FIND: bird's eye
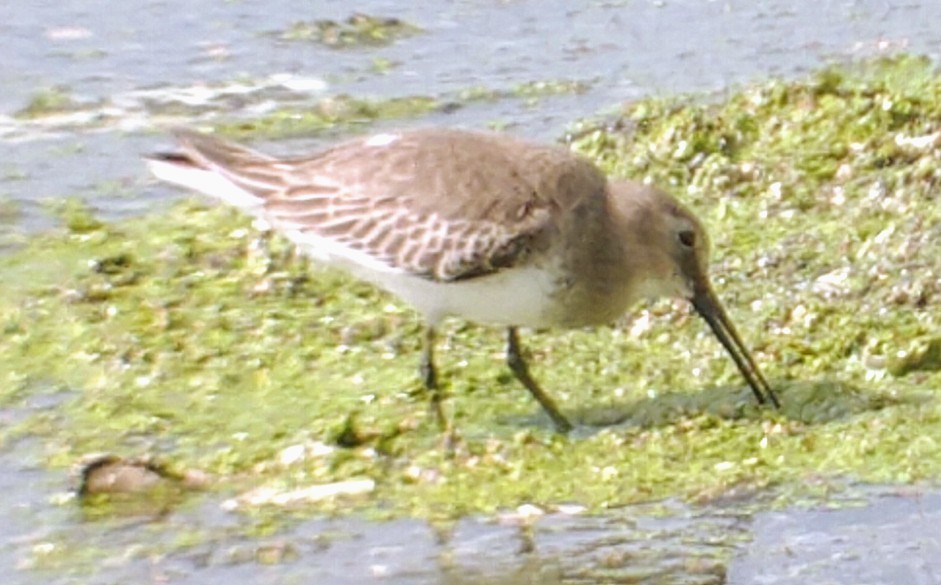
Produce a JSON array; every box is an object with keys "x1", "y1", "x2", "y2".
[{"x1": 678, "y1": 229, "x2": 696, "y2": 248}]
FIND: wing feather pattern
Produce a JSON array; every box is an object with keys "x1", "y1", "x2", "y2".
[{"x1": 155, "y1": 129, "x2": 608, "y2": 281}]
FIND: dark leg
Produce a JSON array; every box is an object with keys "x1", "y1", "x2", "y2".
[
  {"x1": 419, "y1": 325, "x2": 449, "y2": 431},
  {"x1": 505, "y1": 327, "x2": 573, "y2": 433}
]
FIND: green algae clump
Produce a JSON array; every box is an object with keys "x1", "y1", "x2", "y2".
[{"x1": 276, "y1": 13, "x2": 422, "y2": 48}]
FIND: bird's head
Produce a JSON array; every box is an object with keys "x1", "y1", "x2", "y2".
[{"x1": 611, "y1": 182, "x2": 780, "y2": 408}]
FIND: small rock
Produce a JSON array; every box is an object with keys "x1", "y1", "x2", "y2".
[
  {"x1": 223, "y1": 478, "x2": 375, "y2": 510},
  {"x1": 73, "y1": 453, "x2": 210, "y2": 497}
]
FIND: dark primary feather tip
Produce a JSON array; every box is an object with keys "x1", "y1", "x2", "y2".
[{"x1": 146, "y1": 152, "x2": 195, "y2": 165}]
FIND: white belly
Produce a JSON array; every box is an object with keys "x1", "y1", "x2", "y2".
[{"x1": 368, "y1": 264, "x2": 561, "y2": 327}]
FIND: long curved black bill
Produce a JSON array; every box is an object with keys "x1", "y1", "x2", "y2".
[{"x1": 691, "y1": 285, "x2": 780, "y2": 409}]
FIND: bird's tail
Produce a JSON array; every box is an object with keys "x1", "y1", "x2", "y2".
[{"x1": 145, "y1": 129, "x2": 283, "y2": 210}]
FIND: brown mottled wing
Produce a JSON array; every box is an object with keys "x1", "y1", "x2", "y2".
[{"x1": 171, "y1": 128, "x2": 608, "y2": 281}]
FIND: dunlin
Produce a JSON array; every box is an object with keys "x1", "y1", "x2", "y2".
[{"x1": 147, "y1": 128, "x2": 779, "y2": 433}]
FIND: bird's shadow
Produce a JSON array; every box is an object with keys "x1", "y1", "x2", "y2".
[{"x1": 500, "y1": 379, "x2": 920, "y2": 436}]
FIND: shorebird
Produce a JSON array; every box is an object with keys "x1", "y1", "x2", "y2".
[{"x1": 146, "y1": 128, "x2": 780, "y2": 433}]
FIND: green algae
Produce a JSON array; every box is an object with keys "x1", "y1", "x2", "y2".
[
  {"x1": 4, "y1": 55, "x2": 941, "y2": 522},
  {"x1": 890, "y1": 337, "x2": 941, "y2": 376},
  {"x1": 214, "y1": 80, "x2": 593, "y2": 140},
  {"x1": 274, "y1": 13, "x2": 422, "y2": 48},
  {"x1": 454, "y1": 80, "x2": 592, "y2": 103},
  {"x1": 15, "y1": 87, "x2": 82, "y2": 119},
  {"x1": 0, "y1": 197, "x2": 23, "y2": 251},
  {"x1": 5, "y1": 72, "x2": 588, "y2": 141},
  {"x1": 215, "y1": 94, "x2": 440, "y2": 139}
]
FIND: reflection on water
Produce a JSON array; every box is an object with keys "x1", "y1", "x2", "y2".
[{"x1": 7, "y1": 454, "x2": 940, "y2": 585}]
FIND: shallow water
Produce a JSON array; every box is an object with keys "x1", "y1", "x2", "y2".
[
  {"x1": 7, "y1": 434, "x2": 938, "y2": 585},
  {"x1": 4, "y1": 0, "x2": 941, "y2": 583},
  {"x1": 731, "y1": 488, "x2": 941, "y2": 585}
]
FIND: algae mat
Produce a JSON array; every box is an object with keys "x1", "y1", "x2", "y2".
[{"x1": 2, "y1": 56, "x2": 940, "y2": 519}]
